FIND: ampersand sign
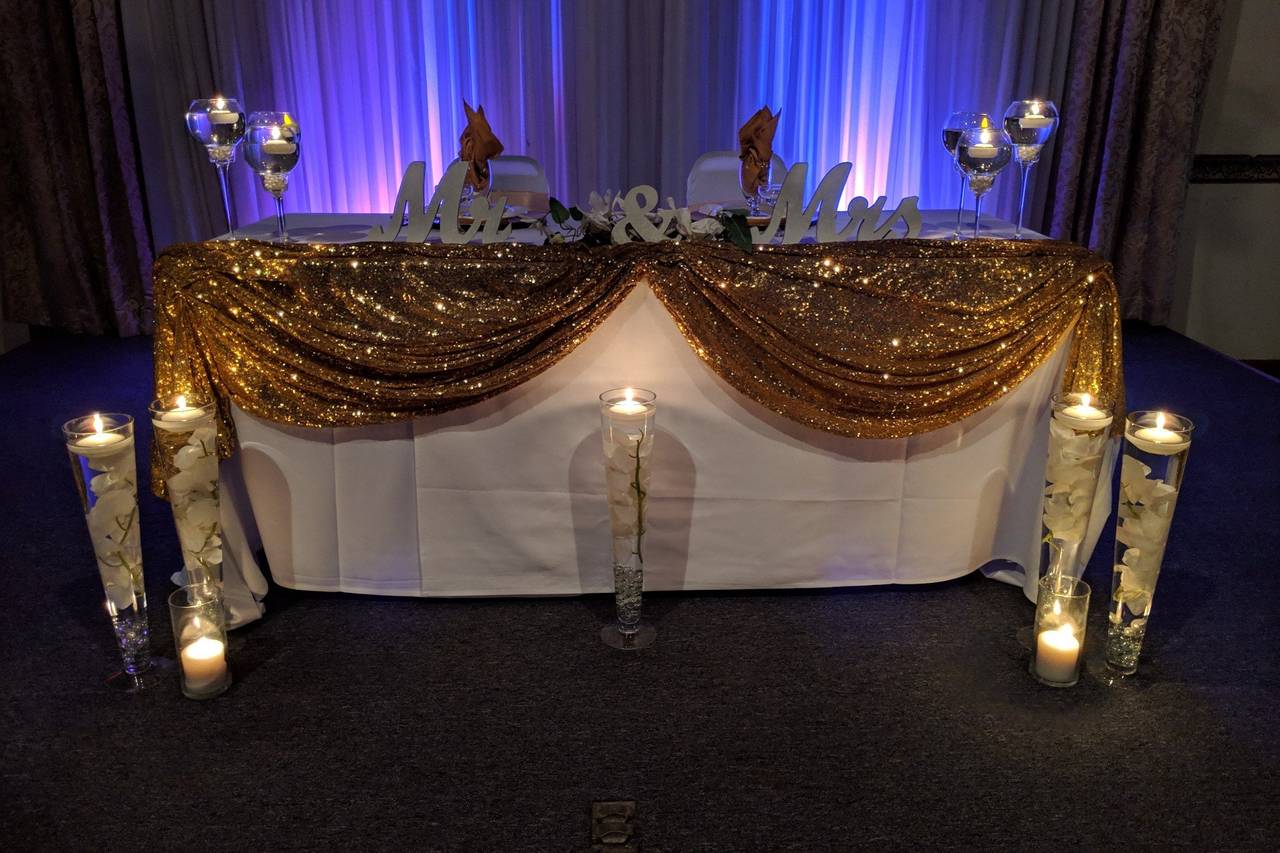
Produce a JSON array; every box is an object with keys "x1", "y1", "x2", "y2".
[{"x1": 611, "y1": 186, "x2": 674, "y2": 244}]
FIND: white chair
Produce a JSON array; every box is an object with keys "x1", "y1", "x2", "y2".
[
  {"x1": 489, "y1": 155, "x2": 550, "y2": 195},
  {"x1": 686, "y1": 149, "x2": 787, "y2": 209}
]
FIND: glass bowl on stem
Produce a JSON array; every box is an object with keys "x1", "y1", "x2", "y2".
[
  {"x1": 243, "y1": 111, "x2": 302, "y2": 241},
  {"x1": 1002, "y1": 100, "x2": 1059, "y2": 239},
  {"x1": 954, "y1": 123, "x2": 1013, "y2": 239},
  {"x1": 185, "y1": 97, "x2": 246, "y2": 236},
  {"x1": 942, "y1": 112, "x2": 992, "y2": 238}
]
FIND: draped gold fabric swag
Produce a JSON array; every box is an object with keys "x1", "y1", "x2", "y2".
[{"x1": 152, "y1": 238, "x2": 1123, "y2": 486}]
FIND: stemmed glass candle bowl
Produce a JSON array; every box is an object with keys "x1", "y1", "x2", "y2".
[
  {"x1": 185, "y1": 97, "x2": 246, "y2": 236},
  {"x1": 243, "y1": 111, "x2": 302, "y2": 240}
]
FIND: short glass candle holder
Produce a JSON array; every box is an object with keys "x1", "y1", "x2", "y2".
[
  {"x1": 599, "y1": 387, "x2": 657, "y2": 651},
  {"x1": 1030, "y1": 576, "x2": 1090, "y2": 687},
  {"x1": 150, "y1": 395, "x2": 222, "y2": 588},
  {"x1": 63, "y1": 412, "x2": 153, "y2": 685},
  {"x1": 1037, "y1": 392, "x2": 1113, "y2": 583},
  {"x1": 169, "y1": 582, "x2": 231, "y2": 700},
  {"x1": 1106, "y1": 411, "x2": 1193, "y2": 676}
]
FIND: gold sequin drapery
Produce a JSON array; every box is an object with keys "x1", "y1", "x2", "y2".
[{"x1": 152, "y1": 238, "x2": 1122, "y2": 488}]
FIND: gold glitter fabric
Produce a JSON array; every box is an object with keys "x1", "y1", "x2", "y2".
[{"x1": 152, "y1": 237, "x2": 1122, "y2": 489}]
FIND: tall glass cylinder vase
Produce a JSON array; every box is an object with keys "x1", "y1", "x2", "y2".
[
  {"x1": 599, "y1": 388, "x2": 657, "y2": 650},
  {"x1": 63, "y1": 413, "x2": 153, "y2": 685},
  {"x1": 1106, "y1": 411, "x2": 1193, "y2": 676},
  {"x1": 150, "y1": 396, "x2": 222, "y2": 588},
  {"x1": 1038, "y1": 393, "x2": 1114, "y2": 583}
]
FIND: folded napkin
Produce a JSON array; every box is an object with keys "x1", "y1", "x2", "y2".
[
  {"x1": 738, "y1": 106, "x2": 781, "y2": 195},
  {"x1": 459, "y1": 102, "x2": 504, "y2": 191}
]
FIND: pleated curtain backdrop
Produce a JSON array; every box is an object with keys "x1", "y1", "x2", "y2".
[
  {"x1": 117, "y1": 0, "x2": 1223, "y2": 323},
  {"x1": 122, "y1": 0, "x2": 1073, "y2": 248}
]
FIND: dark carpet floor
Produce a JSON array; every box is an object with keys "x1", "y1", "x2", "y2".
[{"x1": 2, "y1": 323, "x2": 1278, "y2": 851}]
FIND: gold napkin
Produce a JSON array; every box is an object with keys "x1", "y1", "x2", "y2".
[
  {"x1": 459, "y1": 102, "x2": 504, "y2": 191},
  {"x1": 738, "y1": 106, "x2": 781, "y2": 195}
]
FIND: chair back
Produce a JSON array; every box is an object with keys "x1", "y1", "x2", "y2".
[{"x1": 490, "y1": 155, "x2": 550, "y2": 195}]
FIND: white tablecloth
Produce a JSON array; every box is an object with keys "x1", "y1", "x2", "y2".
[{"x1": 215, "y1": 211, "x2": 1113, "y2": 627}]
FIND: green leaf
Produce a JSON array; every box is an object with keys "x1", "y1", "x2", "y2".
[
  {"x1": 549, "y1": 197, "x2": 571, "y2": 225},
  {"x1": 722, "y1": 212, "x2": 754, "y2": 253},
  {"x1": 568, "y1": 206, "x2": 584, "y2": 221}
]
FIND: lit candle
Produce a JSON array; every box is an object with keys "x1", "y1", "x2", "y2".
[
  {"x1": 69, "y1": 413, "x2": 127, "y2": 458},
  {"x1": 609, "y1": 388, "x2": 649, "y2": 416},
  {"x1": 261, "y1": 125, "x2": 297, "y2": 155},
  {"x1": 1056, "y1": 392, "x2": 1112, "y2": 432},
  {"x1": 1020, "y1": 102, "x2": 1054, "y2": 130},
  {"x1": 968, "y1": 129, "x2": 998, "y2": 159},
  {"x1": 180, "y1": 635, "x2": 228, "y2": 693},
  {"x1": 1129, "y1": 411, "x2": 1190, "y2": 455},
  {"x1": 209, "y1": 97, "x2": 238, "y2": 125},
  {"x1": 154, "y1": 394, "x2": 213, "y2": 433},
  {"x1": 1035, "y1": 623, "x2": 1081, "y2": 683}
]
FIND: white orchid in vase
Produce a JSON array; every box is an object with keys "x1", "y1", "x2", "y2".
[{"x1": 165, "y1": 424, "x2": 223, "y2": 584}]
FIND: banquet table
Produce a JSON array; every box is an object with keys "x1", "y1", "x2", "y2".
[{"x1": 183, "y1": 211, "x2": 1117, "y2": 627}]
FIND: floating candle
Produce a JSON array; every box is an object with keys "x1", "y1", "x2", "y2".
[
  {"x1": 1056, "y1": 393, "x2": 1112, "y2": 432},
  {"x1": 69, "y1": 413, "x2": 127, "y2": 458},
  {"x1": 1129, "y1": 411, "x2": 1190, "y2": 455}
]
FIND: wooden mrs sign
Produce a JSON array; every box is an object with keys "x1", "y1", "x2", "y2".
[{"x1": 371, "y1": 160, "x2": 921, "y2": 245}]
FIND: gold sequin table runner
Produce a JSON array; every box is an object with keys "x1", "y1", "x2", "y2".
[{"x1": 152, "y1": 238, "x2": 1122, "y2": 486}]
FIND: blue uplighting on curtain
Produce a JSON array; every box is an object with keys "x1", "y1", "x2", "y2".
[{"x1": 141, "y1": 0, "x2": 1064, "y2": 238}]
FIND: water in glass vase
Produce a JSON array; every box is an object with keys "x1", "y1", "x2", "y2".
[{"x1": 942, "y1": 128, "x2": 962, "y2": 155}]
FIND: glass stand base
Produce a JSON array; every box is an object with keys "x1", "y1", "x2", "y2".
[
  {"x1": 105, "y1": 656, "x2": 174, "y2": 692},
  {"x1": 601, "y1": 623, "x2": 656, "y2": 651}
]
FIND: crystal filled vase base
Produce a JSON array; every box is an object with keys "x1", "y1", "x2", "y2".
[
  {"x1": 104, "y1": 656, "x2": 174, "y2": 692},
  {"x1": 601, "y1": 623, "x2": 656, "y2": 651}
]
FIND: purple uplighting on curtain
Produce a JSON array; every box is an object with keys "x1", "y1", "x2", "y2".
[{"x1": 126, "y1": 0, "x2": 1076, "y2": 240}]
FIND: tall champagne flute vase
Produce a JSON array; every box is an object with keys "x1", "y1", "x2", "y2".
[
  {"x1": 185, "y1": 97, "x2": 246, "y2": 237},
  {"x1": 63, "y1": 414, "x2": 155, "y2": 689},
  {"x1": 955, "y1": 124, "x2": 1012, "y2": 239},
  {"x1": 244, "y1": 111, "x2": 302, "y2": 241},
  {"x1": 1106, "y1": 411, "x2": 1193, "y2": 677},
  {"x1": 1002, "y1": 100, "x2": 1058, "y2": 239},
  {"x1": 1038, "y1": 393, "x2": 1114, "y2": 582},
  {"x1": 599, "y1": 388, "x2": 658, "y2": 650},
  {"x1": 150, "y1": 396, "x2": 222, "y2": 588},
  {"x1": 942, "y1": 112, "x2": 991, "y2": 238}
]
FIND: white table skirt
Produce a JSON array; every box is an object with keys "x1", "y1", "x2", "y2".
[{"x1": 215, "y1": 265, "x2": 1114, "y2": 628}]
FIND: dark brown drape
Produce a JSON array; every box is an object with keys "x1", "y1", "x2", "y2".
[
  {"x1": 0, "y1": 0, "x2": 153, "y2": 335},
  {"x1": 1046, "y1": 0, "x2": 1226, "y2": 323}
]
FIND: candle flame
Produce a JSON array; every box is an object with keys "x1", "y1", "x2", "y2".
[
  {"x1": 1079, "y1": 392, "x2": 1091, "y2": 407},
  {"x1": 1052, "y1": 600, "x2": 1062, "y2": 616},
  {"x1": 979, "y1": 115, "x2": 990, "y2": 129},
  {"x1": 979, "y1": 129, "x2": 991, "y2": 144},
  {"x1": 213, "y1": 96, "x2": 226, "y2": 111},
  {"x1": 92, "y1": 413, "x2": 104, "y2": 434},
  {"x1": 270, "y1": 125, "x2": 282, "y2": 140},
  {"x1": 1155, "y1": 411, "x2": 1166, "y2": 430},
  {"x1": 176, "y1": 394, "x2": 188, "y2": 409},
  {"x1": 624, "y1": 387, "x2": 635, "y2": 403},
  {"x1": 1030, "y1": 101, "x2": 1041, "y2": 116},
  {"x1": 1053, "y1": 623, "x2": 1075, "y2": 639}
]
